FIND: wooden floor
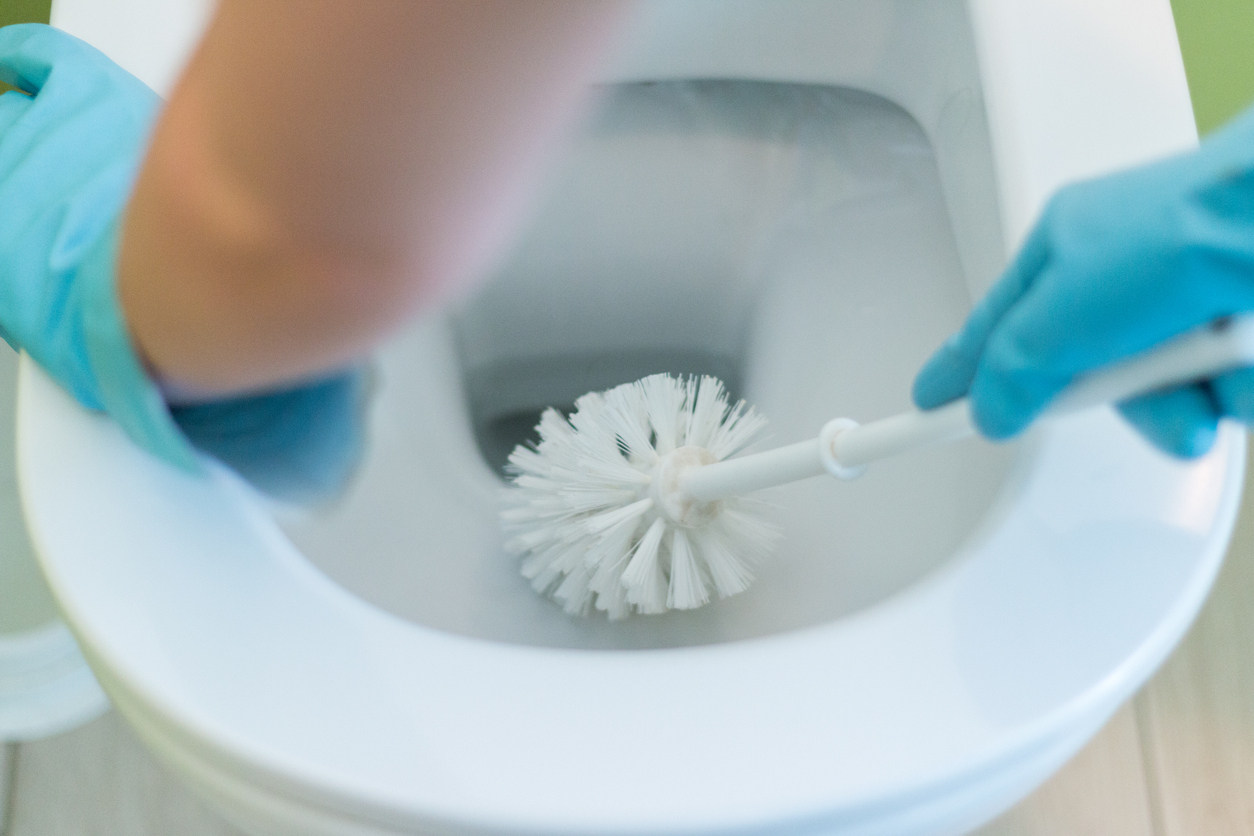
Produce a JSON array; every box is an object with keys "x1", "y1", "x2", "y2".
[{"x1": 5, "y1": 449, "x2": 1254, "y2": 835}]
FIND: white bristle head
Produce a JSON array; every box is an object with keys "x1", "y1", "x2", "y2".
[{"x1": 501, "y1": 374, "x2": 778, "y2": 618}]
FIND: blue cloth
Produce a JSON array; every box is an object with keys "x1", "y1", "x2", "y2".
[
  {"x1": 0, "y1": 24, "x2": 366, "y2": 500},
  {"x1": 914, "y1": 104, "x2": 1254, "y2": 457}
]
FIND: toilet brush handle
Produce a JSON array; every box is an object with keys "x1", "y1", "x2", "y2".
[
  {"x1": 831, "y1": 314, "x2": 1254, "y2": 471},
  {"x1": 679, "y1": 316, "x2": 1254, "y2": 502},
  {"x1": 1044, "y1": 315, "x2": 1254, "y2": 415}
]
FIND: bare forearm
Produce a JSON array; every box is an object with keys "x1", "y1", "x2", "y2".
[{"x1": 120, "y1": 0, "x2": 628, "y2": 396}]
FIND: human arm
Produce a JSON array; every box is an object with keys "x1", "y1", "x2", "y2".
[
  {"x1": 0, "y1": 23, "x2": 368, "y2": 496},
  {"x1": 0, "y1": 5, "x2": 627, "y2": 498},
  {"x1": 120, "y1": 0, "x2": 630, "y2": 398}
]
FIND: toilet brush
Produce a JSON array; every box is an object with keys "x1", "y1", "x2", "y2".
[{"x1": 502, "y1": 316, "x2": 1254, "y2": 619}]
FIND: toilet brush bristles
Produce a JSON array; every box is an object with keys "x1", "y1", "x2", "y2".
[{"x1": 502, "y1": 374, "x2": 779, "y2": 619}]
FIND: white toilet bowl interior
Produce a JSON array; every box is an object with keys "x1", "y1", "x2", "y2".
[{"x1": 279, "y1": 79, "x2": 1017, "y2": 650}]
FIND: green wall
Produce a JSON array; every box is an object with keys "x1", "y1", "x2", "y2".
[
  {"x1": 0, "y1": 0, "x2": 50, "y2": 28},
  {"x1": 1172, "y1": 0, "x2": 1254, "y2": 134},
  {"x1": 0, "y1": 0, "x2": 50, "y2": 94}
]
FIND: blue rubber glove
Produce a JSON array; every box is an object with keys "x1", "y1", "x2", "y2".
[
  {"x1": 913, "y1": 103, "x2": 1254, "y2": 458},
  {"x1": 169, "y1": 371, "x2": 371, "y2": 501},
  {"x1": 0, "y1": 24, "x2": 367, "y2": 501}
]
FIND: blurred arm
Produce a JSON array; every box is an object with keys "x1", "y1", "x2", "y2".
[{"x1": 120, "y1": 0, "x2": 628, "y2": 397}]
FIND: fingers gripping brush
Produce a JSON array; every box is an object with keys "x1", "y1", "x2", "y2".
[{"x1": 503, "y1": 316, "x2": 1254, "y2": 619}]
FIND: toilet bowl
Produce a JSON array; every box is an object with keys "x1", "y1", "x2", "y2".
[{"x1": 22, "y1": 1, "x2": 1242, "y2": 834}]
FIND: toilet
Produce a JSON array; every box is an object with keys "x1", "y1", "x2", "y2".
[{"x1": 20, "y1": 1, "x2": 1242, "y2": 834}]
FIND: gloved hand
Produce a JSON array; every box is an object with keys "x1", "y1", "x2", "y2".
[
  {"x1": 0, "y1": 23, "x2": 367, "y2": 501},
  {"x1": 913, "y1": 103, "x2": 1254, "y2": 458}
]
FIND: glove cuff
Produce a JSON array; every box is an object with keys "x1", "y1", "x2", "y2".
[{"x1": 78, "y1": 222, "x2": 201, "y2": 472}]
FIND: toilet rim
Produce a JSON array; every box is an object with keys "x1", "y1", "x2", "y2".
[{"x1": 16, "y1": 357, "x2": 1243, "y2": 833}]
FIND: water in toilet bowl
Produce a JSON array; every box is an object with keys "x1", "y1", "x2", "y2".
[{"x1": 278, "y1": 79, "x2": 1017, "y2": 649}]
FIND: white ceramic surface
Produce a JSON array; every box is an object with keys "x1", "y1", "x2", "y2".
[{"x1": 26, "y1": 0, "x2": 1238, "y2": 834}]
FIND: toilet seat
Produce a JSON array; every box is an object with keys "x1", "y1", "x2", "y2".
[{"x1": 18, "y1": 358, "x2": 1242, "y2": 834}]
